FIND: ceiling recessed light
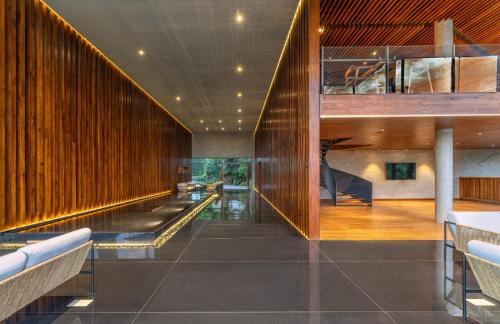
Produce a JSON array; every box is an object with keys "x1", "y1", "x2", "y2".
[
  {"x1": 175, "y1": 96, "x2": 181, "y2": 102},
  {"x1": 138, "y1": 49, "x2": 145, "y2": 56},
  {"x1": 237, "y1": 92, "x2": 242, "y2": 98},
  {"x1": 372, "y1": 51, "x2": 377, "y2": 56},
  {"x1": 200, "y1": 120, "x2": 204, "y2": 123},
  {"x1": 218, "y1": 120, "x2": 222, "y2": 123},
  {"x1": 237, "y1": 108, "x2": 242, "y2": 113},
  {"x1": 236, "y1": 65, "x2": 244, "y2": 73},
  {"x1": 235, "y1": 11, "x2": 244, "y2": 23},
  {"x1": 237, "y1": 119, "x2": 242, "y2": 124}
]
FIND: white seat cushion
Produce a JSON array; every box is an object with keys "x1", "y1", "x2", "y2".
[
  {"x1": 0, "y1": 251, "x2": 27, "y2": 282},
  {"x1": 18, "y1": 228, "x2": 91, "y2": 269},
  {"x1": 447, "y1": 211, "x2": 500, "y2": 233},
  {"x1": 468, "y1": 240, "x2": 500, "y2": 264}
]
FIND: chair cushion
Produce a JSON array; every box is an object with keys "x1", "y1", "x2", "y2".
[
  {"x1": 468, "y1": 240, "x2": 500, "y2": 264},
  {"x1": 0, "y1": 252, "x2": 27, "y2": 282},
  {"x1": 447, "y1": 212, "x2": 500, "y2": 233},
  {"x1": 18, "y1": 228, "x2": 91, "y2": 269}
]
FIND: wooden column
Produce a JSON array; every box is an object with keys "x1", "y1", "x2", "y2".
[
  {"x1": 434, "y1": 19, "x2": 454, "y2": 57},
  {"x1": 307, "y1": 0, "x2": 320, "y2": 240}
]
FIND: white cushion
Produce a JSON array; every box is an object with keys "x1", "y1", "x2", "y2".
[
  {"x1": 468, "y1": 240, "x2": 500, "y2": 264},
  {"x1": 447, "y1": 211, "x2": 500, "y2": 233},
  {"x1": 0, "y1": 252, "x2": 27, "y2": 282},
  {"x1": 18, "y1": 228, "x2": 91, "y2": 269}
]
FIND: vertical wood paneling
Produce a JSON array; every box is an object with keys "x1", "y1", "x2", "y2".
[
  {"x1": 0, "y1": 0, "x2": 6, "y2": 229},
  {"x1": 0, "y1": 0, "x2": 192, "y2": 231},
  {"x1": 254, "y1": 0, "x2": 320, "y2": 239},
  {"x1": 459, "y1": 177, "x2": 500, "y2": 204}
]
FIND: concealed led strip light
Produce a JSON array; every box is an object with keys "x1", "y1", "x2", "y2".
[
  {"x1": 321, "y1": 114, "x2": 500, "y2": 118},
  {"x1": 39, "y1": 0, "x2": 192, "y2": 134},
  {"x1": 0, "y1": 191, "x2": 173, "y2": 234},
  {"x1": 94, "y1": 193, "x2": 219, "y2": 249},
  {"x1": 254, "y1": 188, "x2": 308, "y2": 239},
  {"x1": 253, "y1": 0, "x2": 303, "y2": 135}
]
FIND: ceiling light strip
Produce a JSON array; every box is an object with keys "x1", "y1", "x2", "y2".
[
  {"x1": 253, "y1": 188, "x2": 309, "y2": 240},
  {"x1": 0, "y1": 190, "x2": 172, "y2": 234},
  {"x1": 253, "y1": 0, "x2": 303, "y2": 135},
  {"x1": 320, "y1": 114, "x2": 500, "y2": 118},
  {"x1": 39, "y1": 0, "x2": 192, "y2": 134}
]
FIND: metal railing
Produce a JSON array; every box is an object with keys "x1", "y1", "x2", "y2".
[{"x1": 321, "y1": 45, "x2": 500, "y2": 95}]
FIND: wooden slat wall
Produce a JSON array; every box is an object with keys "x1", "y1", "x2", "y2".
[
  {"x1": 254, "y1": 0, "x2": 320, "y2": 239},
  {"x1": 459, "y1": 177, "x2": 500, "y2": 204},
  {"x1": 0, "y1": 0, "x2": 192, "y2": 231}
]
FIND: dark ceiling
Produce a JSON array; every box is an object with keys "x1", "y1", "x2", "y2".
[{"x1": 44, "y1": 0, "x2": 298, "y2": 133}]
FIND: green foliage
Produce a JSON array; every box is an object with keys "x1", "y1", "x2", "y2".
[{"x1": 192, "y1": 158, "x2": 251, "y2": 185}]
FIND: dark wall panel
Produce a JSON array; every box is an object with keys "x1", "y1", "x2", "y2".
[
  {"x1": 254, "y1": 0, "x2": 320, "y2": 239},
  {"x1": 0, "y1": 0, "x2": 191, "y2": 230}
]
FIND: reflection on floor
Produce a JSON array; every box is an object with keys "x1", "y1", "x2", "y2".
[
  {"x1": 2, "y1": 191, "x2": 497, "y2": 323},
  {"x1": 320, "y1": 199, "x2": 500, "y2": 240}
]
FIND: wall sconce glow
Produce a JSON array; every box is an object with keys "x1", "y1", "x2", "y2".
[
  {"x1": 175, "y1": 96, "x2": 181, "y2": 102},
  {"x1": 205, "y1": 127, "x2": 209, "y2": 131},
  {"x1": 137, "y1": 49, "x2": 145, "y2": 56},
  {"x1": 380, "y1": 128, "x2": 385, "y2": 132},
  {"x1": 492, "y1": 144, "x2": 496, "y2": 147},
  {"x1": 238, "y1": 119, "x2": 242, "y2": 124},
  {"x1": 318, "y1": 27, "x2": 324, "y2": 33},
  {"x1": 200, "y1": 120, "x2": 204, "y2": 123},
  {"x1": 236, "y1": 65, "x2": 244, "y2": 73},
  {"x1": 237, "y1": 92, "x2": 243, "y2": 98},
  {"x1": 235, "y1": 11, "x2": 244, "y2": 23},
  {"x1": 238, "y1": 127, "x2": 242, "y2": 131},
  {"x1": 372, "y1": 51, "x2": 377, "y2": 56},
  {"x1": 237, "y1": 108, "x2": 242, "y2": 113},
  {"x1": 221, "y1": 127, "x2": 225, "y2": 131},
  {"x1": 218, "y1": 120, "x2": 222, "y2": 123}
]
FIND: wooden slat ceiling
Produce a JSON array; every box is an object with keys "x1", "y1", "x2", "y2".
[
  {"x1": 320, "y1": 0, "x2": 500, "y2": 46},
  {"x1": 320, "y1": 116, "x2": 500, "y2": 150}
]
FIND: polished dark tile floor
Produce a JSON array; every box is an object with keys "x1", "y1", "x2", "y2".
[{"x1": 3, "y1": 191, "x2": 488, "y2": 323}]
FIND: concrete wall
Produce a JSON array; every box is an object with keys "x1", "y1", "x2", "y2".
[
  {"x1": 324, "y1": 149, "x2": 500, "y2": 199},
  {"x1": 192, "y1": 133, "x2": 254, "y2": 158}
]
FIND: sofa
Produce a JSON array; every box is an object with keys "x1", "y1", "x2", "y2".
[
  {"x1": 466, "y1": 240, "x2": 500, "y2": 301},
  {"x1": 0, "y1": 228, "x2": 92, "y2": 320},
  {"x1": 446, "y1": 211, "x2": 500, "y2": 251}
]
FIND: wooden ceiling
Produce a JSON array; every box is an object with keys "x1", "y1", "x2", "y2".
[
  {"x1": 320, "y1": 0, "x2": 500, "y2": 46},
  {"x1": 320, "y1": 116, "x2": 500, "y2": 150}
]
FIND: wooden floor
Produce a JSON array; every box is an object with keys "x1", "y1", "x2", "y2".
[{"x1": 320, "y1": 199, "x2": 500, "y2": 240}]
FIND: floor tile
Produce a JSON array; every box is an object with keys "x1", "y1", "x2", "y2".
[
  {"x1": 144, "y1": 261, "x2": 379, "y2": 312},
  {"x1": 337, "y1": 261, "x2": 448, "y2": 311},
  {"x1": 389, "y1": 311, "x2": 477, "y2": 323},
  {"x1": 5, "y1": 312, "x2": 135, "y2": 324},
  {"x1": 84, "y1": 262, "x2": 174, "y2": 312},
  {"x1": 196, "y1": 224, "x2": 300, "y2": 239},
  {"x1": 181, "y1": 237, "x2": 325, "y2": 262},
  {"x1": 135, "y1": 311, "x2": 393, "y2": 324},
  {"x1": 320, "y1": 241, "x2": 444, "y2": 261}
]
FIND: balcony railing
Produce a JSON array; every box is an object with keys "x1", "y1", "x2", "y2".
[{"x1": 321, "y1": 45, "x2": 500, "y2": 95}]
